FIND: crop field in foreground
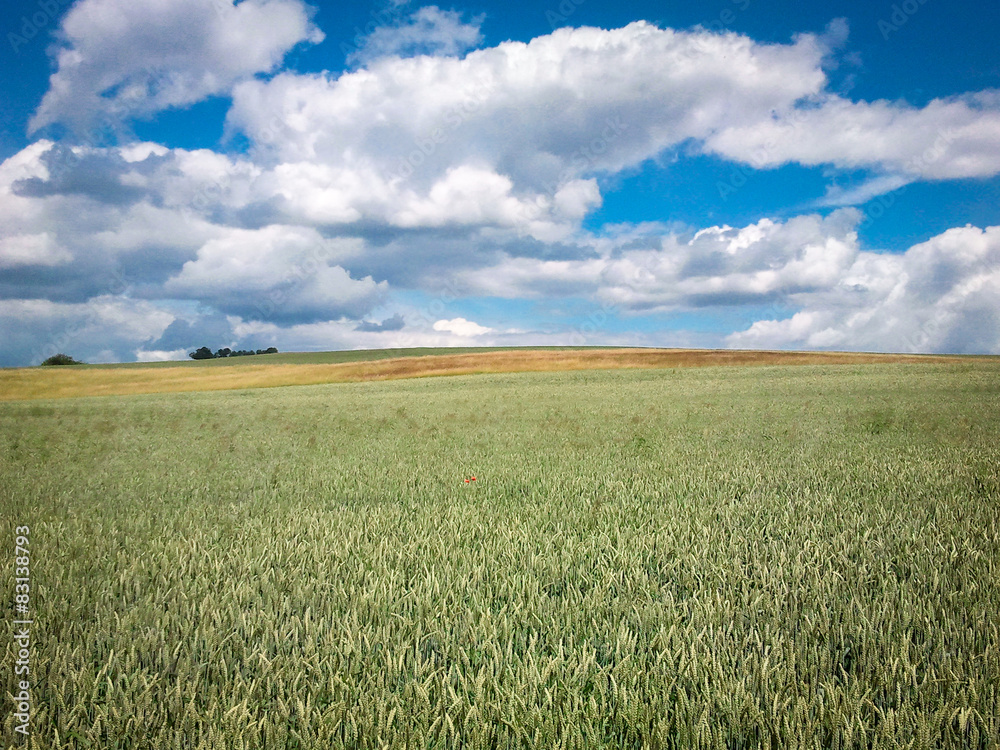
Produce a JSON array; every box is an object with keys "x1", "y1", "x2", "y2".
[{"x1": 1, "y1": 362, "x2": 999, "y2": 748}]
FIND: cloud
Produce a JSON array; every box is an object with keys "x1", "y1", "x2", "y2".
[
  {"x1": 5, "y1": 128, "x2": 996, "y2": 355},
  {"x1": 454, "y1": 211, "x2": 1000, "y2": 353},
  {"x1": 227, "y1": 22, "x2": 828, "y2": 204},
  {"x1": 163, "y1": 225, "x2": 387, "y2": 323},
  {"x1": 815, "y1": 173, "x2": 913, "y2": 208},
  {"x1": 433, "y1": 317, "x2": 494, "y2": 336},
  {"x1": 727, "y1": 224, "x2": 1000, "y2": 354},
  {"x1": 222, "y1": 20, "x2": 1000, "y2": 244},
  {"x1": 0, "y1": 295, "x2": 174, "y2": 366},
  {"x1": 0, "y1": 142, "x2": 226, "y2": 304},
  {"x1": 13, "y1": 145, "x2": 147, "y2": 205},
  {"x1": 0, "y1": 233, "x2": 72, "y2": 269},
  {"x1": 228, "y1": 22, "x2": 1000, "y2": 225},
  {"x1": 0, "y1": 141, "x2": 54, "y2": 244},
  {"x1": 148, "y1": 315, "x2": 236, "y2": 352},
  {"x1": 226, "y1": 314, "x2": 613, "y2": 354},
  {"x1": 30, "y1": 0, "x2": 323, "y2": 133},
  {"x1": 704, "y1": 91, "x2": 1000, "y2": 183},
  {"x1": 216, "y1": 21, "x2": 829, "y2": 238},
  {"x1": 0, "y1": 141, "x2": 398, "y2": 325},
  {"x1": 355, "y1": 313, "x2": 406, "y2": 332},
  {"x1": 135, "y1": 348, "x2": 192, "y2": 362},
  {"x1": 347, "y1": 5, "x2": 484, "y2": 65},
  {"x1": 457, "y1": 210, "x2": 865, "y2": 309}
]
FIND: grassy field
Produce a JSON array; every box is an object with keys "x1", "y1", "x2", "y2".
[
  {"x1": 0, "y1": 346, "x2": 965, "y2": 401},
  {"x1": 2, "y1": 361, "x2": 999, "y2": 748}
]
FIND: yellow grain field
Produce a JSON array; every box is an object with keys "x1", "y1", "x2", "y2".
[{"x1": 0, "y1": 347, "x2": 966, "y2": 401}]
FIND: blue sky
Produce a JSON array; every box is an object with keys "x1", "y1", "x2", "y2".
[{"x1": 1, "y1": 0, "x2": 999, "y2": 365}]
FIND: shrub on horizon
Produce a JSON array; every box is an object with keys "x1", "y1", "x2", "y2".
[{"x1": 40, "y1": 353, "x2": 85, "y2": 366}]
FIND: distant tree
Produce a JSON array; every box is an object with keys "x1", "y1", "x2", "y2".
[
  {"x1": 40, "y1": 353, "x2": 84, "y2": 366},
  {"x1": 189, "y1": 345, "x2": 277, "y2": 359},
  {"x1": 189, "y1": 347, "x2": 214, "y2": 360}
]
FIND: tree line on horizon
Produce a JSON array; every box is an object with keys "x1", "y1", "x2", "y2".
[{"x1": 189, "y1": 346, "x2": 279, "y2": 360}]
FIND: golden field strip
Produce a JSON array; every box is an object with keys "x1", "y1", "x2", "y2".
[{"x1": 0, "y1": 347, "x2": 968, "y2": 401}]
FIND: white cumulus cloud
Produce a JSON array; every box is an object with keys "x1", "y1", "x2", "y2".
[
  {"x1": 728, "y1": 224, "x2": 1000, "y2": 354},
  {"x1": 0, "y1": 233, "x2": 72, "y2": 269},
  {"x1": 30, "y1": 0, "x2": 323, "y2": 133},
  {"x1": 705, "y1": 92, "x2": 1000, "y2": 184},
  {"x1": 433, "y1": 317, "x2": 495, "y2": 336},
  {"x1": 164, "y1": 225, "x2": 386, "y2": 323},
  {"x1": 347, "y1": 5, "x2": 484, "y2": 66}
]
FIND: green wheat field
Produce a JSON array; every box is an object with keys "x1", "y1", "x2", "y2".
[{"x1": 2, "y1": 360, "x2": 999, "y2": 748}]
